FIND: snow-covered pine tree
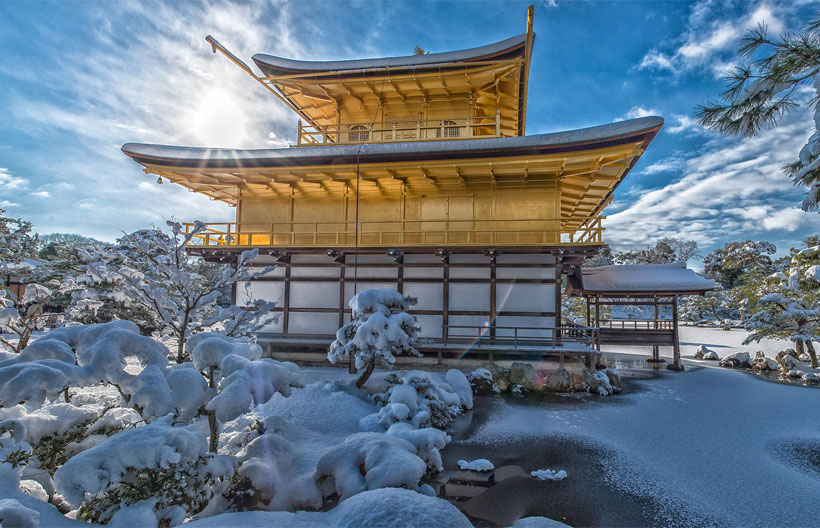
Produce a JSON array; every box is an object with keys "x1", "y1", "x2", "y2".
[
  {"x1": 328, "y1": 288, "x2": 420, "y2": 388},
  {"x1": 696, "y1": 16, "x2": 820, "y2": 210},
  {"x1": 744, "y1": 239, "x2": 820, "y2": 366}
]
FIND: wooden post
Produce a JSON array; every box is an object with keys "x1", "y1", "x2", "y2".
[
  {"x1": 670, "y1": 295, "x2": 683, "y2": 371},
  {"x1": 651, "y1": 297, "x2": 661, "y2": 362},
  {"x1": 586, "y1": 295, "x2": 591, "y2": 326},
  {"x1": 554, "y1": 257, "x2": 562, "y2": 345}
]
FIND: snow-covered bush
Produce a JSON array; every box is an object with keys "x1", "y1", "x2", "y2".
[
  {"x1": 328, "y1": 288, "x2": 420, "y2": 387},
  {"x1": 314, "y1": 432, "x2": 426, "y2": 501},
  {"x1": 467, "y1": 367, "x2": 497, "y2": 394},
  {"x1": 207, "y1": 355, "x2": 300, "y2": 423},
  {"x1": 531, "y1": 468, "x2": 567, "y2": 481},
  {"x1": 371, "y1": 370, "x2": 469, "y2": 430},
  {"x1": 54, "y1": 417, "x2": 235, "y2": 525}
]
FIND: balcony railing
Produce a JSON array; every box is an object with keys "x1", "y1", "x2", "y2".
[
  {"x1": 183, "y1": 216, "x2": 604, "y2": 248},
  {"x1": 296, "y1": 112, "x2": 501, "y2": 146}
]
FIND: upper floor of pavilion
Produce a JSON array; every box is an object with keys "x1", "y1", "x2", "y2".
[{"x1": 205, "y1": 11, "x2": 534, "y2": 147}]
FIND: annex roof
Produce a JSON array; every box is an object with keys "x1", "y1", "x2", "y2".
[{"x1": 576, "y1": 263, "x2": 716, "y2": 296}]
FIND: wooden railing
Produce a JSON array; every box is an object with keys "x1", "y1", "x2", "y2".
[
  {"x1": 442, "y1": 323, "x2": 600, "y2": 349},
  {"x1": 183, "y1": 216, "x2": 605, "y2": 248},
  {"x1": 602, "y1": 319, "x2": 674, "y2": 330},
  {"x1": 296, "y1": 112, "x2": 502, "y2": 146}
]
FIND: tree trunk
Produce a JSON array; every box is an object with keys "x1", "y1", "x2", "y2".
[
  {"x1": 355, "y1": 361, "x2": 376, "y2": 389},
  {"x1": 709, "y1": 298, "x2": 724, "y2": 324},
  {"x1": 207, "y1": 409, "x2": 218, "y2": 453},
  {"x1": 207, "y1": 366, "x2": 218, "y2": 452},
  {"x1": 176, "y1": 337, "x2": 186, "y2": 364},
  {"x1": 806, "y1": 340, "x2": 818, "y2": 369},
  {"x1": 795, "y1": 338, "x2": 805, "y2": 358}
]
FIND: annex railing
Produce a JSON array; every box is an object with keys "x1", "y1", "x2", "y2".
[
  {"x1": 602, "y1": 319, "x2": 674, "y2": 331},
  {"x1": 182, "y1": 216, "x2": 605, "y2": 248},
  {"x1": 295, "y1": 111, "x2": 502, "y2": 146}
]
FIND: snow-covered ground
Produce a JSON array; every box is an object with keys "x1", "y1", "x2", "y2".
[
  {"x1": 603, "y1": 325, "x2": 791, "y2": 359},
  {"x1": 464, "y1": 365, "x2": 820, "y2": 526}
]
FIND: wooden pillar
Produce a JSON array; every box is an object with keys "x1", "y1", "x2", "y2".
[
  {"x1": 586, "y1": 295, "x2": 591, "y2": 326},
  {"x1": 282, "y1": 263, "x2": 291, "y2": 335},
  {"x1": 594, "y1": 295, "x2": 600, "y2": 328},
  {"x1": 670, "y1": 295, "x2": 683, "y2": 371},
  {"x1": 651, "y1": 297, "x2": 661, "y2": 362},
  {"x1": 442, "y1": 253, "x2": 449, "y2": 343},
  {"x1": 554, "y1": 257, "x2": 562, "y2": 344},
  {"x1": 489, "y1": 254, "x2": 497, "y2": 341},
  {"x1": 338, "y1": 262, "x2": 346, "y2": 328}
]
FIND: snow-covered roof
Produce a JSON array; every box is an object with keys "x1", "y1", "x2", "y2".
[
  {"x1": 252, "y1": 34, "x2": 527, "y2": 77},
  {"x1": 121, "y1": 116, "x2": 663, "y2": 169},
  {"x1": 579, "y1": 263, "x2": 715, "y2": 295}
]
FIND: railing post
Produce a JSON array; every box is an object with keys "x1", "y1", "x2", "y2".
[
  {"x1": 323, "y1": 125, "x2": 328, "y2": 144},
  {"x1": 495, "y1": 108, "x2": 500, "y2": 136},
  {"x1": 297, "y1": 119, "x2": 302, "y2": 145}
]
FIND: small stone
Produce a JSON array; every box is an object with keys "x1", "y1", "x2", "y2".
[
  {"x1": 788, "y1": 369, "x2": 804, "y2": 379},
  {"x1": 719, "y1": 351, "x2": 751, "y2": 369},
  {"x1": 751, "y1": 356, "x2": 778, "y2": 371},
  {"x1": 801, "y1": 372, "x2": 820, "y2": 384},
  {"x1": 509, "y1": 362, "x2": 537, "y2": 391}
]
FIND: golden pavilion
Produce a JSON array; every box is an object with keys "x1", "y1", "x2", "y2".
[{"x1": 122, "y1": 7, "x2": 663, "y2": 366}]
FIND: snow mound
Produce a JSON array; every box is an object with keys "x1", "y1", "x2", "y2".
[
  {"x1": 0, "y1": 498, "x2": 40, "y2": 528},
  {"x1": 531, "y1": 468, "x2": 567, "y2": 481},
  {"x1": 511, "y1": 516, "x2": 572, "y2": 528},
  {"x1": 327, "y1": 487, "x2": 472, "y2": 528},
  {"x1": 458, "y1": 459, "x2": 494, "y2": 471},
  {"x1": 0, "y1": 404, "x2": 97, "y2": 444},
  {"x1": 694, "y1": 345, "x2": 719, "y2": 360},
  {"x1": 185, "y1": 488, "x2": 471, "y2": 528},
  {"x1": 0, "y1": 339, "x2": 75, "y2": 366}
]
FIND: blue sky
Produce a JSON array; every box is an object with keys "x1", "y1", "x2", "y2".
[{"x1": 0, "y1": 0, "x2": 817, "y2": 258}]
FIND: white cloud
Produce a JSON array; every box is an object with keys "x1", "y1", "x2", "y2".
[
  {"x1": 667, "y1": 114, "x2": 707, "y2": 135},
  {"x1": 606, "y1": 107, "x2": 817, "y2": 250},
  {"x1": 31, "y1": 191, "x2": 51, "y2": 198},
  {"x1": 761, "y1": 208, "x2": 814, "y2": 231},
  {"x1": 616, "y1": 106, "x2": 662, "y2": 122},
  {"x1": 0, "y1": 168, "x2": 26, "y2": 191},
  {"x1": 637, "y1": 1, "x2": 789, "y2": 77},
  {"x1": 0, "y1": 200, "x2": 20, "y2": 208}
]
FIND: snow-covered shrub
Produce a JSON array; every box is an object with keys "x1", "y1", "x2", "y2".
[
  {"x1": 467, "y1": 367, "x2": 497, "y2": 394},
  {"x1": 0, "y1": 419, "x2": 32, "y2": 475},
  {"x1": 207, "y1": 355, "x2": 300, "y2": 423},
  {"x1": 54, "y1": 417, "x2": 235, "y2": 525},
  {"x1": 314, "y1": 432, "x2": 426, "y2": 501},
  {"x1": 372, "y1": 370, "x2": 467, "y2": 429},
  {"x1": 328, "y1": 288, "x2": 420, "y2": 387}
]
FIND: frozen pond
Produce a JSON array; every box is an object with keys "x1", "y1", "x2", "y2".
[{"x1": 441, "y1": 365, "x2": 820, "y2": 527}]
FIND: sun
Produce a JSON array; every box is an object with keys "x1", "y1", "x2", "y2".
[{"x1": 189, "y1": 89, "x2": 248, "y2": 147}]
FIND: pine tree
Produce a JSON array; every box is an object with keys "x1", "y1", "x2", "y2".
[
  {"x1": 696, "y1": 16, "x2": 820, "y2": 210},
  {"x1": 328, "y1": 288, "x2": 420, "y2": 387},
  {"x1": 744, "y1": 238, "x2": 820, "y2": 366}
]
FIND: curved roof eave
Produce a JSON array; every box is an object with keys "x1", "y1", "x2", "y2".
[
  {"x1": 121, "y1": 116, "x2": 663, "y2": 170},
  {"x1": 251, "y1": 33, "x2": 527, "y2": 77}
]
